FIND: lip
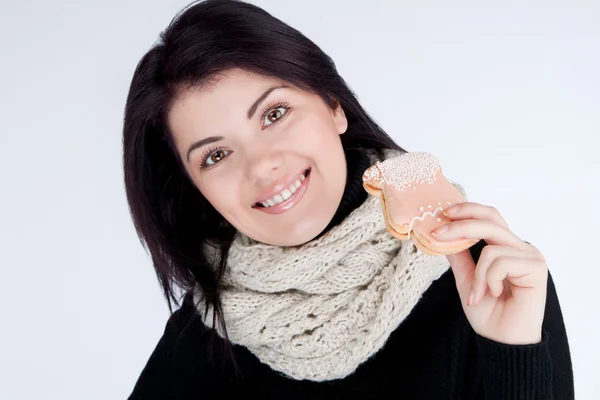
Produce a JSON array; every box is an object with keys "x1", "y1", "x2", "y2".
[
  {"x1": 252, "y1": 167, "x2": 311, "y2": 215},
  {"x1": 253, "y1": 167, "x2": 310, "y2": 204}
]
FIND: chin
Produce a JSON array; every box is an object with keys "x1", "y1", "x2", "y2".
[
  {"x1": 234, "y1": 203, "x2": 339, "y2": 246},
  {"x1": 262, "y1": 231, "x2": 320, "y2": 247},
  {"x1": 243, "y1": 171, "x2": 346, "y2": 246},
  {"x1": 261, "y1": 206, "x2": 340, "y2": 247}
]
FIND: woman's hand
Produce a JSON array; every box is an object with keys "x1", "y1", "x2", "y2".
[{"x1": 432, "y1": 202, "x2": 548, "y2": 345}]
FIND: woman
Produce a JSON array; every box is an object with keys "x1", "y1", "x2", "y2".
[{"x1": 123, "y1": 0, "x2": 574, "y2": 398}]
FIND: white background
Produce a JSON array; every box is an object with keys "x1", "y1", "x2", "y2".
[{"x1": 1, "y1": 0, "x2": 598, "y2": 398}]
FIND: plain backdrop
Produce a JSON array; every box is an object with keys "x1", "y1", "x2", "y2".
[{"x1": 1, "y1": 0, "x2": 598, "y2": 398}]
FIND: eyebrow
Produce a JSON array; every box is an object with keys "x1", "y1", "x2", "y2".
[
  {"x1": 186, "y1": 136, "x2": 223, "y2": 162},
  {"x1": 247, "y1": 85, "x2": 289, "y2": 119},
  {"x1": 186, "y1": 85, "x2": 289, "y2": 163}
]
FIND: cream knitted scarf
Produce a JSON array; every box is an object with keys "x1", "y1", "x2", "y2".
[{"x1": 194, "y1": 150, "x2": 460, "y2": 382}]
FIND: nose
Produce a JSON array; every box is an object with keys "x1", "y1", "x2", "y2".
[{"x1": 245, "y1": 147, "x2": 285, "y2": 186}]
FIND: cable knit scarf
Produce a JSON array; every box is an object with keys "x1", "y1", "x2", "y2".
[{"x1": 194, "y1": 150, "x2": 460, "y2": 382}]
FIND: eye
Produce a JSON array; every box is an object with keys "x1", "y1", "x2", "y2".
[
  {"x1": 262, "y1": 104, "x2": 290, "y2": 127},
  {"x1": 200, "y1": 147, "x2": 231, "y2": 168}
]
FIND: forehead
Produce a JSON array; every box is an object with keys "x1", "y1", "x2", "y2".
[
  {"x1": 178, "y1": 68, "x2": 289, "y2": 108},
  {"x1": 168, "y1": 69, "x2": 291, "y2": 137},
  {"x1": 167, "y1": 69, "x2": 308, "y2": 146}
]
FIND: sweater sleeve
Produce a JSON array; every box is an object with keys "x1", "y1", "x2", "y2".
[{"x1": 473, "y1": 270, "x2": 574, "y2": 399}]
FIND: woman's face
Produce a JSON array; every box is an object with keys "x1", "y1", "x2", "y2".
[{"x1": 167, "y1": 68, "x2": 348, "y2": 246}]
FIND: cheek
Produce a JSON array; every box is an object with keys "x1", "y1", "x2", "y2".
[
  {"x1": 198, "y1": 175, "x2": 244, "y2": 216},
  {"x1": 288, "y1": 112, "x2": 341, "y2": 150}
]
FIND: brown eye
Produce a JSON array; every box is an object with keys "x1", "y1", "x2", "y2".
[
  {"x1": 204, "y1": 149, "x2": 230, "y2": 167},
  {"x1": 211, "y1": 150, "x2": 225, "y2": 163},
  {"x1": 268, "y1": 109, "x2": 282, "y2": 122},
  {"x1": 263, "y1": 107, "x2": 287, "y2": 126}
]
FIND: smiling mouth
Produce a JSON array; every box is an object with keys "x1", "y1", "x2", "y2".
[{"x1": 252, "y1": 167, "x2": 311, "y2": 210}]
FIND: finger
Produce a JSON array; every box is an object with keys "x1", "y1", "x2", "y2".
[
  {"x1": 443, "y1": 202, "x2": 509, "y2": 229},
  {"x1": 485, "y1": 256, "x2": 548, "y2": 301},
  {"x1": 432, "y1": 219, "x2": 530, "y2": 251},
  {"x1": 472, "y1": 245, "x2": 544, "y2": 304}
]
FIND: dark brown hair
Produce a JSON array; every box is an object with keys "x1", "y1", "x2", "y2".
[{"x1": 122, "y1": 0, "x2": 403, "y2": 369}]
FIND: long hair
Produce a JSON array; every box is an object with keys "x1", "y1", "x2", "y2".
[{"x1": 122, "y1": 0, "x2": 404, "y2": 370}]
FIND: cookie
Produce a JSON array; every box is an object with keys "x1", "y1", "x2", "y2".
[{"x1": 362, "y1": 151, "x2": 478, "y2": 256}]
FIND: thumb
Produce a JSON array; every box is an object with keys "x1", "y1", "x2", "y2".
[{"x1": 446, "y1": 249, "x2": 476, "y2": 300}]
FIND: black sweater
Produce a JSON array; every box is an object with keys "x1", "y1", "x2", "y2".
[{"x1": 129, "y1": 150, "x2": 574, "y2": 399}]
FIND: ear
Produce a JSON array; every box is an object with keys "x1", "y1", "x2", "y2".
[{"x1": 332, "y1": 100, "x2": 348, "y2": 135}]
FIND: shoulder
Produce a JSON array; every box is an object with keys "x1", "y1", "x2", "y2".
[
  {"x1": 154, "y1": 291, "x2": 210, "y2": 352},
  {"x1": 128, "y1": 292, "x2": 217, "y2": 399}
]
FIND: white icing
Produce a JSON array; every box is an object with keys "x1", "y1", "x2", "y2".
[
  {"x1": 406, "y1": 206, "x2": 445, "y2": 240},
  {"x1": 375, "y1": 152, "x2": 441, "y2": 191}
]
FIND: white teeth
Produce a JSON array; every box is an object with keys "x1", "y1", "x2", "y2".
[
  {"x1": 281, "y1": 189, "x2": 292, "y2": 200},
  {"x1": 258, "y1": 170, "x2": 309, "y2": 208}
]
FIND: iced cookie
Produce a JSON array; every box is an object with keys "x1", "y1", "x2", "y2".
[{"x1": 362, "y1": 151, "x2": 478, "y2": 256}]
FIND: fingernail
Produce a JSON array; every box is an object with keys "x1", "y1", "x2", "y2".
[
  {"x1": 431, "y1": 224, "x2": 449, "y2": 237},
  {"x1": 444, "y1": 205, "x2": 459, "y2": 216},
  {"x1": 467, "y1": 290, "x2": 475, "y2": 307}
]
